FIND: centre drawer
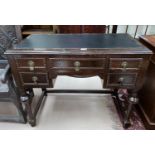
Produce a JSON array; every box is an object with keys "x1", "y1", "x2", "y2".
[
  {"x1": 49, "y1": 68, "x2": 105, "y2": 78},
  {"x1": 49, "y1": 58, "x2": 106, "y2": 68}
]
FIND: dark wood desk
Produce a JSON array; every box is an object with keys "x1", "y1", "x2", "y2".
[
  {"x1": 138, "y1": 35, "x2": 155, "y2": 129},
  {"x1": 5, "y1": 34, "x2": 152, "y2": 128}
]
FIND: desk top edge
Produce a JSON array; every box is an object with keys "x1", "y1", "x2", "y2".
[{"x1": 5, "y1": 48, "x2": 152, "y2": 55}]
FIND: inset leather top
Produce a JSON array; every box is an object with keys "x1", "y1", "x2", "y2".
[{"x1": 14, "y1": 34, "x2": 145, "y2": 49}]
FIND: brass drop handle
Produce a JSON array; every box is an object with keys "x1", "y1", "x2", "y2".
[
  {"x1": 32, "y1": 76, "x2": 38, "y2": 84},
  {"x1": 28, "y1": 60, "x2": 35, "y2": 71},
  {"x1": 121, "y1": 61, "x2": 128, "y2": 71},
  {"x1": 74, "y1": 61, "x2": 80, "y2": 72}
]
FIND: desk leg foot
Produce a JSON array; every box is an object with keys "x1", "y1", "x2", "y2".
[
  {"x1": 29, "y1": 119, "x2": 36, "y2": 127},
  {"x1": 123, "y1": 120, "x2": 131, "y2": 129}
]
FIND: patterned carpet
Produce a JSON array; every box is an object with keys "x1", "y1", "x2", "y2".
[{"x1": 127, "y1": 108, "x2": 145, "y2": 130}]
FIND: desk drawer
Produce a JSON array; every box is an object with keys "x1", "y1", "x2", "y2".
[
  {"x1": 107, "y1": 73, "x2": 137, "y2": 87},
  {"x1": 49, "y1": 58, "x2": 106, "y2": 68},
  {"x1": 109, "y1": 58, "x2": 143, "y2": 70},
  {"x1": 15, "y1": 58, "x2": 46, "y2": 71},
  {"x1": 19, "y1": 72, "x2": 49, "y2": 86},
  {"x1": 50, "y1": 68, "x2": 105, "y2": 77}
]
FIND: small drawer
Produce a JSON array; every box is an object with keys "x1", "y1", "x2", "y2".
[
  {"x1": 109, "y1": 58, "x2": 143, "y2": 70},
  {"x1": 49, "y1": 58, "x2": 106, "y2": 69},
  {"x1": 107, "y1": 73, "x2": 137, "y2": 87},
  {"x1": 19, "y1": 72, "x2": 49, "y2": 86},
  {"x1": 15, "y1": 58, "x2": 46, "y2": 71}
]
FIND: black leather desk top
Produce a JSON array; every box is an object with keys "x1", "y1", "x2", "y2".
[{"x1": 14, "y1": 34, "x2": 145, "y2": 49}]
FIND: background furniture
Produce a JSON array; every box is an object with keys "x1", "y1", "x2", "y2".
[
  {"x1": 138, "y1": 35, "x2": 155, "y2": 129},
  {"x1": 21, "y1": 25, "x2": 54, "y2": 38},
  {"x1": 0, "y1": 60, "x2": 26, "y2": 123},
  {"x1": 18, "y1": 25, "x2": 155, "y2": 39},
  {"x1": 0, "y1": 25, "x2": 26, "y2": 123},
  {"x1": 20, "y1": 25, "x2": 107, "y2": 38},
  {"x1": 5, "y1": 34, "x2": 152, "y2": 127},
  {"x1": 58, "y1": 25, "x2": 106, "y2": 33}
]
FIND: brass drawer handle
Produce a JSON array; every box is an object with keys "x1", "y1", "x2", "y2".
[
  {"x1": 28, "y1": 60, "x2": 35, "y2": 71},
  {"x1": 121, "y1": 61, "x2": 128, "y2": 71},
  {"x1": 32, "y1": 76, "x2": 38, "y2": 84},
  {"x1": 74, "y1": 61, "x2": 80, "y2": 72}
]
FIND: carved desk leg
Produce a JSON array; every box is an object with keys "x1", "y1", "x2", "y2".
[
  {"x1": 20, "y1": 88, "x2": 47, "y2": 127},
  {"x1": 113, "y1": 89, "x2": 139, "y2": 129},
  {"x1": 124, "y1": 93, "x2": 139, "y2": 128},
  {"x1": 20, "y1": 95, "x2": 36, "y2": 127}
]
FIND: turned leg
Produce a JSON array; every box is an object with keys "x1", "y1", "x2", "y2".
[
  {"x1": 123, "y1": 92, "x2": 139, "y2": 128},
  {"x1": 113, "y1": 88, "x2": 139, "y2": 129},
  {"x1": 112, "y1": 88, "x2": 128, "y2": 127},
  {"x1": 19, "y1": 88, "x2": 46, "y2": 127},
  {"x1": 20, "y1": 95, "x2": 36, "y2": 127}
]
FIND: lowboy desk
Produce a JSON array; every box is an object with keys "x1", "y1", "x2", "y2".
[{"x1": 5, "y1": 34, "x2": 152, "y2": 128}]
